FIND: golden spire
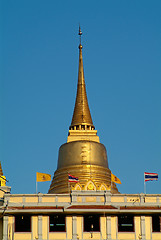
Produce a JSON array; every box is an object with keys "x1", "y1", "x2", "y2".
[
  {"x1": 48, "y1": 28, "x2": 119, "y2": 194},
  {"x1": 0, "y1": 161, "x2": 3, "y2": 176},
  {"x1": 69, "y1": 26, "x2": 94, "y2": 130}
]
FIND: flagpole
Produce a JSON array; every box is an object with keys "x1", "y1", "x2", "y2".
[
  {"x1": 68, "y1": 172, "x2": 70, "y2": 194},
  {"x1": 68, "y1": 180, "x2": 70, "y2": 193},
  {"x1": 36, "y1": 173, "x2": 38, "y2": 194},
  {"x1": 111, "y1": 172, "x2": 112, "y2": 191},
  {"x1": 144, "y1": 173, "x2": 146, "y2": 194}
]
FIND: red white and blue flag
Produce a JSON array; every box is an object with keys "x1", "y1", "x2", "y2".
[
  {"x1": 144, "y1": 172, "x2": 158, "y2": 182},
  {"x1": 68, "y1": 174, "x2": 79, "y2": 182}
]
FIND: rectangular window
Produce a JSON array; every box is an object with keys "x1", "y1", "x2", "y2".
[
  {"x1": 49, "y1": 215, "x2": 66, "y2": 232},
  {"x1": 152, "y1": 215, "x2": 161, "y2": 232},
  {"x1": 15, "y1": 215, "x2": 31, "y2": 232},
  {"x1": 84, "y1": 215, "x2": 100, "y2": 232},
  {"x1": 118, "y1": 215, "x2": 134, "y2": 232}
]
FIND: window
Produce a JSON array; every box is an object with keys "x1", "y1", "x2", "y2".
[
  {"x1": 152, "y1": 215, "x2": 161, "y2": 232},
  {"x1": 49, "y1": 215, "x2": 66, "y2": 232},
  {"x1": 15, "y1": 215, "x2": 31, "y2": 232},
  {"x1": 118, "y1": 215, "x2": 134, "y2": 232},
  {"x1": 84, "y1": 215, "x2": 100, "y2": 232}
]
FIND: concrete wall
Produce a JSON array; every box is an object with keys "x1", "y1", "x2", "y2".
[
  {"x1": 1, "y1": 192, "x2": 161, "y2": 240},
  {"x1": 1, "y1": 215, "x2": 160, "y2": 240}
]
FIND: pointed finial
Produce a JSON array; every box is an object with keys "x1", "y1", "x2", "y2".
[
  {"x1": 78, "y1": 25, "x2": 82, "y2": 47},
  {"x1": 0, "y1": 161, "x2": 3, "y2": 176},
  {"x1": 69, "y1": 26, "x2": 94, "y2": 130}
]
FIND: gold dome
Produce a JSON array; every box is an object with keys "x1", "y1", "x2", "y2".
[
  {"x1": 48, "y1": 28, "x2": 119, "y2": 194},
  {"x1": 48, "y1": 140, "x2": 118, "y2": 193}
]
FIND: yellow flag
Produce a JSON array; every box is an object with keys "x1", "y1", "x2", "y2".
[
  {"x1": 0, "y1": 176, "x2": 6, "y2": 186},
  {"x1": 36, "y1": 172, "x2": 51, "y2": 182},
  {"x1": 111, "y1": 173, "x2": 121, "y2": 184}
]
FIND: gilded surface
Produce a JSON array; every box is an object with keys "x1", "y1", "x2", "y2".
[
  {"x1": 48, "y1": 36, "x2": 119, "y2": 194},
  {"x1": 57, "y1": 141, "x2": 108, "y2": 169},
  {"x1": 70, "y1": 44, "x2": 94, "y2": 128},
  {"x1": 67, "y1": 129, "x2": 100, "y2": 143},
  {"x1": 0, "y1": 162, "x2": 3, "y2": 176},
  {"x1": 48, "y1": 164, "x2": 118, "y2": 194}
]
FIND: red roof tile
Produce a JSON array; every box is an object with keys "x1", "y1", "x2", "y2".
[{"x1": 67, "y1": 205, "x2": 117, "y2": 209}]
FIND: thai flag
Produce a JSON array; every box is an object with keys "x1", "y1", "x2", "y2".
[
  {"x1": 68, "y1": 174, "x2": 79, "y2": 182},
  {"x1": 144, "y1": 172, "x2": 158, "y2": 182}
]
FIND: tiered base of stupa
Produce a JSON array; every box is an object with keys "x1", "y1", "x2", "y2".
[{"x1": 48, "y1": 164, "x2": 119, "y2": 194}]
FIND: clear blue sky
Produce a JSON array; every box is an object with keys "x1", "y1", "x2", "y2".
[{"x1": 1, "y1": 1, "x2": 161, "y2": 194}]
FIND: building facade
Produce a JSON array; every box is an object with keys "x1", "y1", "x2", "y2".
[
  {"x1": 1, "y1": 190, "x2": 161, "y2": 240},
  {"x1": 0, "y1": 31, "x2": 161, "y2": 240}
]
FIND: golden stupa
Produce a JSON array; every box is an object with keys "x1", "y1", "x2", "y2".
[
  {"x1": 0, "y1": 162, "x2": 3, "y2": 176},
  {"x1": 48, "y1": 28, "x2": 118, "y2": 194}
]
